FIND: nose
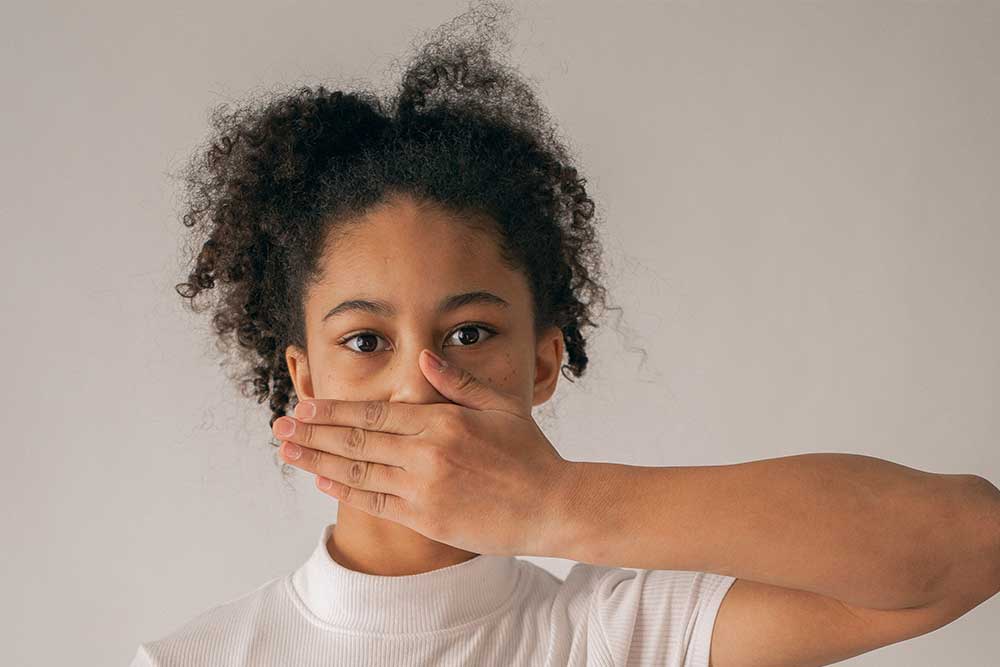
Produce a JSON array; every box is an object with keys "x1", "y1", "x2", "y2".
[{"x1": 388, "y1": 345, "x2": 449, "y2": 405}]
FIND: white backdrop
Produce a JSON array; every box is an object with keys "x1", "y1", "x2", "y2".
[{"x1": 2, "y1": 1, "x2": 997, "y2": 665}]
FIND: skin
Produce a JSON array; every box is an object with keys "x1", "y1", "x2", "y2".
[{"x1": 283, "y1": 191, "x2": 565, "y2": 576}]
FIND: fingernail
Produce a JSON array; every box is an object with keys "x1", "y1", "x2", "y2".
[
  {"x1": 425, "y1": 350, "x2": 448, "y2": 372},
  {"x1": 295, "y1": 401, "x2": 316, "y2": 420},
  {"x1": 275, "y1": 418, "x2": 295, "y2": 438},
  {"x1": 284, "y1": 442, "x2": 302, "y2": 460}
]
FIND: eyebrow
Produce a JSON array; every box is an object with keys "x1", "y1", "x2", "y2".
[{"x1": 321, "y1": 290, "x2": 511, "y2": 324}]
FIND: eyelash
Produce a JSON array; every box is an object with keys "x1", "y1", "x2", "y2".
[{"x1": 336, "y1": 323, "x2": 499, "y2": 355}]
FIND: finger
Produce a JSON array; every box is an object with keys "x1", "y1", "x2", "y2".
[
  {"x1": 284, "y1": 418, "x2": 411, "y2": 469},
  {"x1": 294, "y1": 398, "x2": 428, "y2": 436},
  {"x1": 282, "y1": 441, "x2": 408, "y2": 499},
  {"x1": 316, "y1": 474, "x2": 411, "y2": 522}
]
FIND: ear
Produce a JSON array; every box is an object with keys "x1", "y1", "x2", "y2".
[
  {"x1": 531, "y1": 325, "x2": 565, "y2": 407},
  {"x1": 285, "y1": 344, "x2": 315, "y2": 401}
]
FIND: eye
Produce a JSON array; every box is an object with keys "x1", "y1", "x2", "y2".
[
  {"x1": 336, "y1": 324, "x2": 498, "y2": 356},
  {"x1": 337, "y1": 331, "x2": 390, "y2": 355},
  {"x1": 444, "y1": 323, "x2": 497, "y2": 348}
]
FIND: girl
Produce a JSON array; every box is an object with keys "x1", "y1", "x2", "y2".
[{"x1": 130, "y1": 3, "x2": 999, "y2": 665}]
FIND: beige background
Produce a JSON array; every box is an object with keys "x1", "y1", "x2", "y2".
[{"x1": 2, "y1": 1, "x2": 998, "y2": 665}]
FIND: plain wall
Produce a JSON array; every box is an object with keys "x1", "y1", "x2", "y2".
[{"x1": 2, "y1": 1, "x2": 997, "y2": 665}]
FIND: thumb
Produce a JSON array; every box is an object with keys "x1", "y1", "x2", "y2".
[{"x1": 419, "y1": 348, "x2": 518, "y2": 412}]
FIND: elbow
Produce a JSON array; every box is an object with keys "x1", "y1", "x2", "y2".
[
  {"x1": 914, "y1": 474, "x2": 1000, "y2": 611},
  {"x1": 968, "y1": 475, "x2": 1000, "y2": 594},
  {"x1": 954, "y1": 475, "x2": 1000, "y2": 604}
]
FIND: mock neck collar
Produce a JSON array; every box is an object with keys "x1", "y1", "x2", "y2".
[{"x1": 290, "y1": 522, "x2": 522, "y2": 633}]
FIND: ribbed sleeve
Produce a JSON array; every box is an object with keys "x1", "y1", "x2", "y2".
[
  {"x1": 128, "y1": 644, "x2": 155, "y2": 667},
  {"x1": 586, "y1": 565, "x2": 737, "y2": 667}
]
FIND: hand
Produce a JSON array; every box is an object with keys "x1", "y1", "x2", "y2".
[{"x1": 270, "y1": 349, "x2": 580, "y2": 558}]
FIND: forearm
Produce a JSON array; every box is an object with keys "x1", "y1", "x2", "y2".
[{"x1": 550, "y1": 453, "x2": 1000, "y2": 611}]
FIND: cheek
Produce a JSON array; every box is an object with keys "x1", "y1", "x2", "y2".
[
  {"x1": 500, "y1": 353, "x2": 519, "y2": 383},
  {"x1": 310, "y1": 356, "x2": 378, "y2": 397},
  {"x1": 480, "y1": 350, "x2": 527, "y2": 396},
  {"x1": 321, "y1": 368, "x2": 371, "y2": 397}
]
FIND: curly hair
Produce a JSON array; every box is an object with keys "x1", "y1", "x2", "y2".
[{"x1": 173, "y1": 1, "x2": 627, "y2": 475}]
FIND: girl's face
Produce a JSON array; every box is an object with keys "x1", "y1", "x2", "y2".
[{"x1": 285, "y1": 193, "x2": 564, "y2": 412}]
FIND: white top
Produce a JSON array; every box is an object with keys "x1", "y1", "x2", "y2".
[{"x1": 130, "y1": 522, "x2": 736, "y2": 666}]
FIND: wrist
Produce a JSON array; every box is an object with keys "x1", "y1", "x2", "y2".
[{"x1": 535, "y1": 459, "x2": 604, "y2": 561}]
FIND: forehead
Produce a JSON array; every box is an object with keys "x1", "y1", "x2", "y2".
[{"x1": 311, "y1": 196, "x2": 526, "y2": 304}]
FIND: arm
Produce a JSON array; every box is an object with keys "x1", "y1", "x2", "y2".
[
  {"x1": 553, "y1": 453, "x2": 998, "y2": 610},
  {"x1": 549, "y1": 454, "x2": 1000, "y2": 666}
]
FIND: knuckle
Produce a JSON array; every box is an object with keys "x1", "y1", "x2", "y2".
[
  {"x1": 364, "y1": 400, "x2": 390, "y2": 431},
  {"x1": 345, "y1": 426, "x2": 366, "y2": 456},
  {"x1": 453, "y1": 368, "x2": 476, "y2": 392},
  {"x1": 425, "y1": 447, "x2": 454, "y2": 487},
  {"x1": 446, "y1": 412, "x2": 471, "y2": 441},
  {"x1": 435, "y1": 404, "x2": 464, "y2": 435},
  {"x1": 348, "y1": 460, "x2": 368, "y2": 485},
  {"x1": 427, "y1": 443, "x2": 451, "y2": 470},
  {"x1": 307, "y1": 446, "x2": 322, "y2": 468},
  {"x1": 369, "y1": 491, "x2": 387, "y2": 515},
  {"x1": 441, "y1": 402, "x2": 464, "y2": 422},
  {"x1": 299, "y1": 421, "x2": 315, "y2": 448},
  {"x1": 379, "y1": 464, "x2": 400, "y2": 489}
]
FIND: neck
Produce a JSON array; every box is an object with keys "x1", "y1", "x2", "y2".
[{"x1": 328, "y1": 505, "x2": 480, "y2": 576}]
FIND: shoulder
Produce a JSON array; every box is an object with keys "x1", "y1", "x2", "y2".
[
  {"x1": 563, "y1": 562, "x2": 737, "y2": 667},
  {"x1": 130, "y1": 575, "x2": 289, "y2": 667}
]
